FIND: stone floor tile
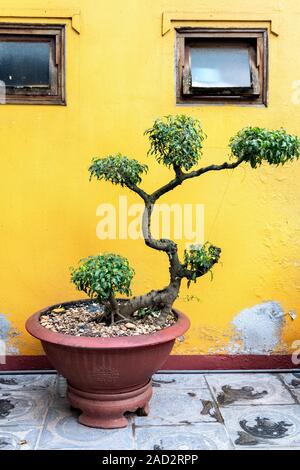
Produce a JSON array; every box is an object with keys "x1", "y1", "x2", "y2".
[
  {"x1": 206, "y1": 373, "x2": 295, "y2": 406},
  {"x1": 37, "y1": 397, "x2": 134, "y2": 450},
  {"x1": 0, "y1": 390, "x2": 51, "y2": 426},
  {"x1": 221, "y1": 404, "x2": 300, "y2": 449},
  {"x1": 0, "y1": 426, "x2": 41, "y2": 450},
  {"x1": 153, "y1": 373, "x2": 207, "y2": 389},
  {"x1": 1, "y1": 372, "x2": 299, "y2": 450},
  {"x1": 0, "y1": 374, "x2": 56, "y2": 392},
  {"x1": 135, "y1": 387, "x2": 221, "y2": 426},
  {"x1": 135, "y1": 423, "x2": 233, "y2": 450},
  {"x1": 279, "y1": 373, "x2": 300, "y2": 402}
]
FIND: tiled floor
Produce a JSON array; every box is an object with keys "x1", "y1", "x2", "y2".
[{"x1": 0, "y1": 372, "x2": 300, "y2": 450}]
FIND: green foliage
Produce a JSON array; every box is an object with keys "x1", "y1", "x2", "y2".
[
  {"x1": 70, "y1": 253, "x2": 134, "y2": 302},
  {"x1": 89, "y1": 153, "x2": 148, "y2": 187},
  {"x1": 183, "y1": 243, "x2": 221, "y2": 286},
  {"x1": 230, "y1": 127, "x2": 300, "y2": 168},
  {"x1": 145, "y1": 115, "x2": 206, "y2": 171}
]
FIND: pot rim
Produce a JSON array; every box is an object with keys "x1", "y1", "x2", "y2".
[{"x1": 26, "y1": 299, "x2": 190, "y2": 349}]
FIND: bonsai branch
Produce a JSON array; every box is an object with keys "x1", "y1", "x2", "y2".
[
  {"x1": 151, "y1": 157, "x2": 244, "y2": 201},
  {"x1": 126, "y1": 182, "x2": 149, "y2": 202}
]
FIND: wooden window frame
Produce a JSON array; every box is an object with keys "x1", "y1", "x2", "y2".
[
  {"x1": 176, "y1": 28, "x2": 268, "y2": 106},
  {"x1": 0, "y1": 23, "x2": 65, "y2": 105}
]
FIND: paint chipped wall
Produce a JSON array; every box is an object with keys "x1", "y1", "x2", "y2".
[
  {"x1": 0, "y1": 0, "x2": 300, "y2": 357},
  {"x1": 0, "y1": 314, "x2": 20, "y2": 355}
]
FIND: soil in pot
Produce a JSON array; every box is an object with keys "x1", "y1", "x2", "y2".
[{"x1": 39, "y1": 301, "x2": 177, "y2": 338}]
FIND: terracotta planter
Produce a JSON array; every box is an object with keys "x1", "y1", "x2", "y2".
[{"x1": 26, "y1": 300, "x2": 190, "y2": 429}]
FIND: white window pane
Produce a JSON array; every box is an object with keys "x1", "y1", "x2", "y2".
[{"x1": 190, "y1": 46, "x2": 251, "y2": 88}]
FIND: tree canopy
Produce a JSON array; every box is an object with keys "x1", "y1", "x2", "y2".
[
  {"x1": 89, "y1": 153, "x2": 148, "y2": 187},
  {"x1": 230, "y1": 127, "x2": 300, "y2": 168},
  {"x1": 145, "y1": 115, "x2": 206, "y2": 171},
  {"x1": 71, "y1": 254, "x2": 134, "y2": 302}
]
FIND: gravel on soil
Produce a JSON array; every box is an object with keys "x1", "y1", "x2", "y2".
[{"x1": 40, "y1": 302, "x2": 177, "y2": 338}]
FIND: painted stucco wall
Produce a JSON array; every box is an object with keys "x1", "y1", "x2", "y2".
[{"x1": 0, "y1": 0, "x2": 300, "y2": 358}]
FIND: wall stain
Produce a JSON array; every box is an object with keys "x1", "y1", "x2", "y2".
[
  {"x1": 197, "y1": 301, "x2": 288, "y2": 355},
  {"x1": 197, "y1": 325, "x2": 240, "y2": 355},
  {"x1": 0, "y1": 314, "x2": 11, "y2": 341},
  {"x1": 230, "y1": 301, "x2": 287, "y2": 354},
  {"x1": 0, "y1": 313, "x2": 20, "y2": 354}
]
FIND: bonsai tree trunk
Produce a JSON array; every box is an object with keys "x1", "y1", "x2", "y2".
[
  {"x1": 118, "y1": 198, "x2": 219, "y2": 322},
  {"x1": 108, "y1": 293, "x2": 120, "y2": 324}
]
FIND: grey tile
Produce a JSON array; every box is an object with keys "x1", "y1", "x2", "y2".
[
  {"x1": 221, "y1": 405, "x2": 300, "y2": 449},
  {"x1": 0, "y1": 374, "x2": 56, "y2": 392},
  {"x1": 135, "y1": 387, "x2": 220, "y2": 426},
  {"x1": 37, "y1": 397, "x2": 134, "y2": 450},
  {"x1": 280, "y1": 373, "x2": 300, "y2": 402},
  {"x1": 206, "y1": 373, "x2": 295, "y2": 406},
  {"x1": 135, "y1": 423, "x2": 233, "y2": 450},
  {"x1": 0, "y1": 426, "x2": 41, "y2": 450},
  {"x1": 0, "y1": 390, "x2": 51, "y2": 426},
  {"x1": 153, "y1": 373, "x2": 207, "y2": 389}
]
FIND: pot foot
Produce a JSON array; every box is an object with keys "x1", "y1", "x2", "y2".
[
  {"x1": 136, "y1": 403, "x2": 150, "y2": 416},
  {"x1": 67, "y1": 380, "x2": 152, "y2": 429}
]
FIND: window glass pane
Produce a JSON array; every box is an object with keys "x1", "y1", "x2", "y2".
[
  {"x1": 0, "y1": 41, "x2": 50, "y2": 87},
  {"x1": 190, "y1": 45, "x2": 251, "y2": 88}
]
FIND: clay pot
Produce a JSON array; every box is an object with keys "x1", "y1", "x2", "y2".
[{"x1": 26, "y1": 300, "x2": 190, "y2": 429}]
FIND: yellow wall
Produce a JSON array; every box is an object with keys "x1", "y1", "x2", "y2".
[{"x1": 1, "y1": 0, "x2": 300, "y2": 357}]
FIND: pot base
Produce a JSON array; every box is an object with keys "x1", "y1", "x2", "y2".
[{"x1": 67, "y1": 380, "x2": 152, "y2": 429}]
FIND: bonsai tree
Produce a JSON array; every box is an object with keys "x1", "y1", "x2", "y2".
[{"x1": 71, "y1": 115, "x2": 300, "y2": 326}]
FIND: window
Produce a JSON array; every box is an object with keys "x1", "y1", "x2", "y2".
[
  {"x1": 176, "y1": 29, "x2": 268, "y2": 105},
  {"x1": 0, "y1": 24, "x2": 65, "y2": 105}
]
